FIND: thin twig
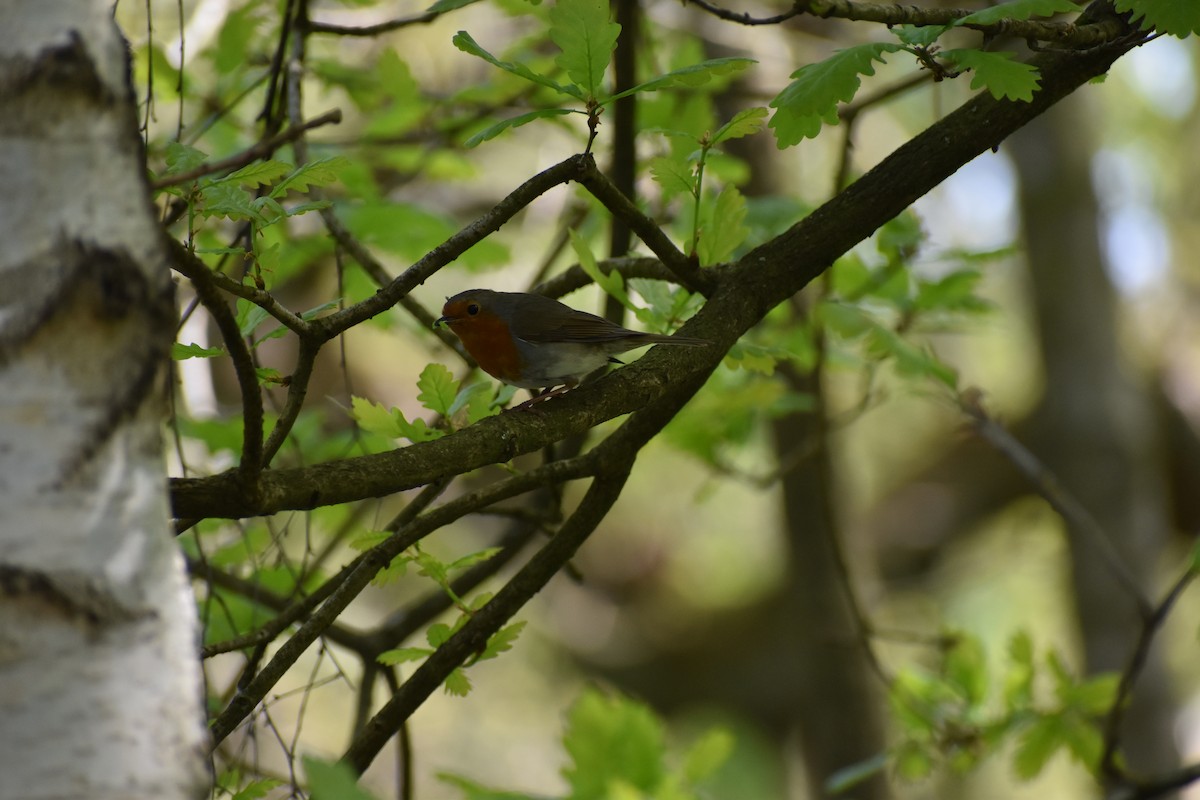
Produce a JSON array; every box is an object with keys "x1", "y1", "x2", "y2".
[
  {"x1": 959, "y1": 389, "x2": 1153, "y2": 617},
  {"x1": 575, "y1": 157, "x2": 715, "y2": 295},
  {"x1": 1100, "y1": 568, "x2": 1197, "y2": 790},
  {"x1": 167, "y1": 238, "x2": 312, "y2": 337},
  {"x1": 186, "y1": 252, "x2": 265, "y2": 477},
  {"x1": 306, "y1": 9, "x2": 444, "y2": 36}
]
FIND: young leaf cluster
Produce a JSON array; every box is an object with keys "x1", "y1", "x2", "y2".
[
  {"x1": 768, "y1": 0, "x2": 1097, "y2": 145},
  {"x1": 853, "y1": 630, "x2": 1121, "y2": 789},
  {"x1": 350, "y1": 364, "x2": 502, "y2": 447}
]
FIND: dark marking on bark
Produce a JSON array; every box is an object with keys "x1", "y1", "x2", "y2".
[
  {"x1": 0, "y1": 30, "x2": 110, "y2": 104},
  {"x1": 0, "y1": 238, "x2": 174, "y2": 487},
  {"x1": 0, "y1": 564, "x2": 143, "y2": 630}
]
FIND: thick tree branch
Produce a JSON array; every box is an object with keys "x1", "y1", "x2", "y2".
[
  {"x1": 794, "y1": 0, "x2": 1129, "y2": 46},
  {"x1": 685, "y1": 0, "x2": 1130, "y2": 47}
]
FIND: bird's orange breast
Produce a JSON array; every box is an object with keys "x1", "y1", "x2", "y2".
[{"x1": 449, "y1": 314, "x2": 524, "y2": 384}]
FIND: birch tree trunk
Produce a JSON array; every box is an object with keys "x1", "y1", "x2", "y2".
[{"x1": 0, "y1": 3, "x2": 207, "y2": 798}]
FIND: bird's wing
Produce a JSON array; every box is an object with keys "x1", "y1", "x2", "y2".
[{"x1": 510, "y1": 297, "x2": 636, "y2": 344}]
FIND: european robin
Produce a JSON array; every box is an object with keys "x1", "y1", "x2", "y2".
[{"x1": 435, "y1": 289, "x2": 707, "y2": 407}]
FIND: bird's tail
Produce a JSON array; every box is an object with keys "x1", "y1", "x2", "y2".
[{"x1": 638, "y1": 332, "x2": 709, "y2": 346}]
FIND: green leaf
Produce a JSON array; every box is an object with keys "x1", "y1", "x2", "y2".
[
  {"x1": 943, "y1": 49, "x2": 1041, "y2": 102},
  {"x1": 396, "y1": 410, "x2": 444, "y2": 444},
  {"x1": 377, "y1": 647, "x2": 433, "y2": 665},
  {"x1": 219, "y1": 159, "x2": 292, "y2": 188},
  {"x1": 609, "y1": 57, "x2": 757, "y2": 101},
  {"x1": 1115, "y1": 0, "x2": 1200, "y2": 35},
  {"x1": 304, "y1": 756, "x2": 379, "y2": 800},
  {"x1": 464, "y1": 108, "x2": 577, "y2": 148},
  {"x1": 349, "y1": 530, "x2": 391, "y2": 551},
  {"x1": 165, "y1": 141, "x2": 207, "y2": 173},
  {"x1": 172, "y1": 342, "x2": 224, "y2": 360},
  {"x1": 416, "y1": 550, "x2": 451, "y2": 586},
  {"x1": 697, "y1": 185, "x2": 747, "y2": 265},
  {"x1": 231, "y1": 778, "x2": 284, "y2": 800},
  {"x1": 569, "y1": 229, "x2": 635, "y2": 311},
  {"x1": 427, "y1": 622, "x2": 453, "y2": 647},
  {"x1": 1189, "y1": 534, "x2": 1200, "y2": 574},
  {"x1": 892, "y1": 24, "x2": 950, "y2": 46},
  {"x1": 681, "y1": 728, "x2": 734, "y2": 785},
  {"x1": 768, "y1": 43, "x2": 903, "y2": 147},
  {"x1": 235, "y1": 299, "x2": 271, "y2": 338},
  {"x1": 944, "y1": 633, "x2": 988, "y2": 706},
  {"x1": 452, "y1": 31, "x2": 582, "y2": 99},
  {"x1": 549, "y1": 0, "x2": 621, "y2": 98},
  {"x1": 427, "y1": 0, "x2": 483, "y2": 12},
  {"x1": 867, "y1": 326, "x2": 959, "y2": 388},
  {"x1": 649, "y1": 155, "x2": 696, "y2": 198},
  {"x1": 723, "y1": 342, "x2": 780, "y2": 375},
  {"x1": 444, "y1": 668, "x2": 473, "y2": 696},
  {"x1": 1013, "y1": 715, "x2": 1065, "y2": 780},
  {"x1": 1005, "y1": 630, "x2": 1036, "y2": 708},
  {"x1": 201, "y1": 182, "x2": 268, "y2": 222},
  {"x1": 446, "y1": 547, "x2": 504, "y2": 573},
  {"x1": 447, "y1": 380, "x2": 494, "y2": 419},
  {"x1": 710, "y1": 106, "x2": 769, "y2": 145},
  {"x1": 255, "y1": 366, "x2": 284, "y2": 385},
  {"x1": 957, "y1": 0, "x2": 1082, "y2": 25},
  {"x1": 819, "y1": 301, "x2": 873, "y2": 339},
  {"x1": 1046, "y1": 649, "x2": 1075, "y2": 697},
  {"x1": 478, "y1": 621, "x2": 527, "y2": 661},
  {"x1": 417, "y1": 363, "x2": 459, "y2": 415},
  {"x1": 563, "y1": 689, "x2": 665, "y2": 800},
  {"x1": 915, "y1": 270, "x2": 990, "y2": 313},
  {"x1": 893, "y1": 740, "x2": 935, "y2": 781},
  {"x1": 1060, "y1": 714, "x2": 1104, "y2": 769},
  {"x1": 351, "y1": 396, "x2": 402, "y2": 438},
  {"x1": 1063, "y1": 673, "x2": 1120, "y2": 715},
  {"x1": 271, "y1": 156, "x2": 349, "y2": 196}
]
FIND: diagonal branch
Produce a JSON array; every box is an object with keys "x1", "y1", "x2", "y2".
[
  {"x1": 685, "y1": 0, "x2": 1130, "y2": 47},
  {"x1": 958, "y1": 389, "x2": 1153, "y2": 615},
  {"x1": 342, "y1": 463, "x2": 634, "y2": 774}
]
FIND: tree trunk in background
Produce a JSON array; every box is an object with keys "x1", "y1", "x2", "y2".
[
  {"x1": 773, "y1": 363, "x2": 891, "y2": 800},
  {"x1": 0, "y1": 5, "x2": 208, "y2": 799},
  {"x1": 1009, "y1": 96, "x2": 1178, "y2": 778}
]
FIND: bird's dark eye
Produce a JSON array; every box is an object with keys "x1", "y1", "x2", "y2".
[{"x1": 467, "y1": 303, "x2": 480, "y2": 315}]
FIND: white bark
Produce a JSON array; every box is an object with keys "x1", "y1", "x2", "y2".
[{"x1": 0, "y1": 3, "x2": 207, "y2": 799}]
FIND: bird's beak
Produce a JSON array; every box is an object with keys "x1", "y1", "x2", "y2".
[{"x1": 433, "y1": 315, "x2": 451, "y2": 329}]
